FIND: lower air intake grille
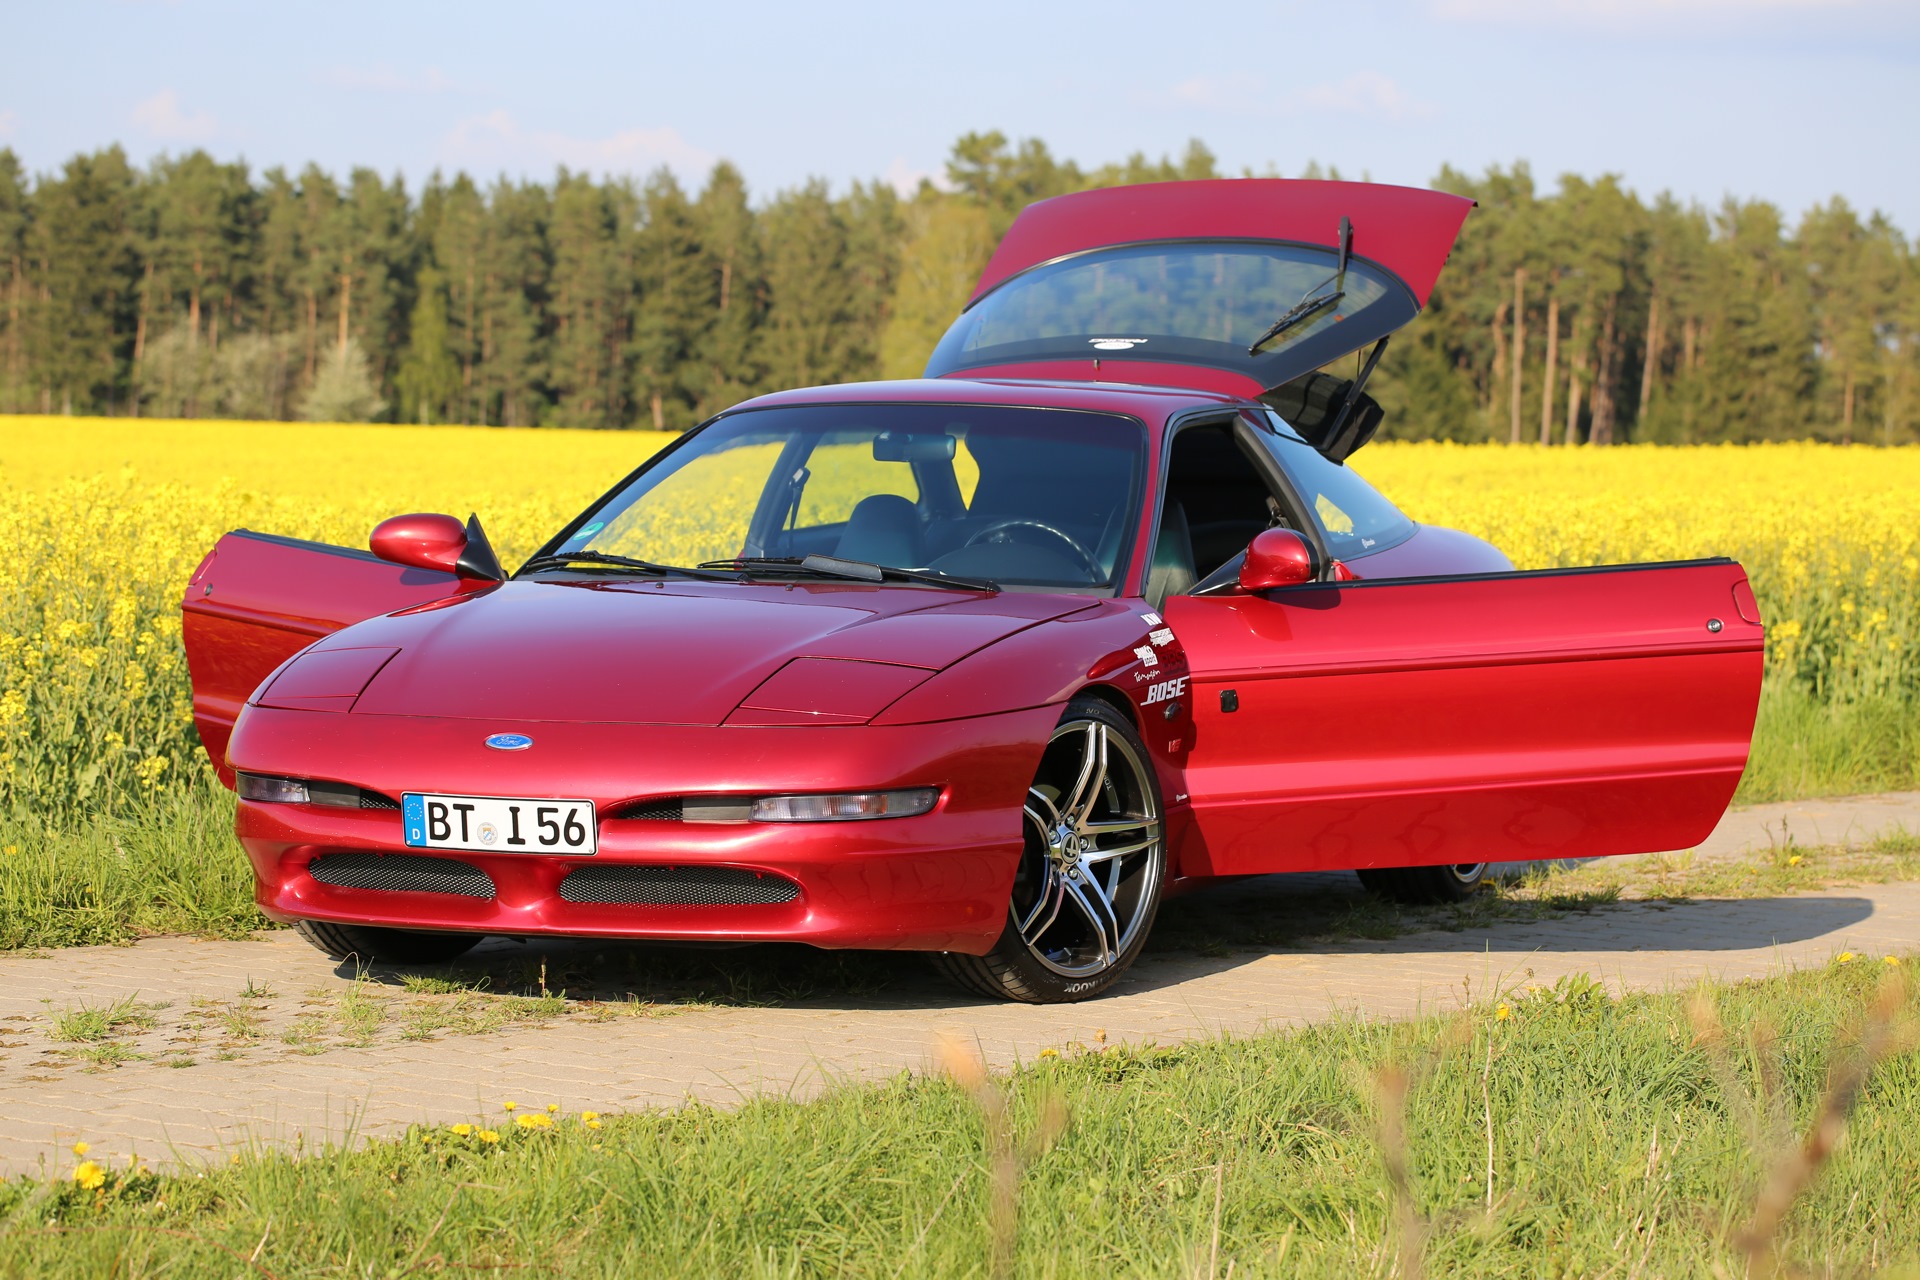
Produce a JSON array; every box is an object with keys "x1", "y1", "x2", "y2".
[
  {"x1": 358, "y1": 791, "x2": 402, "y2": 811},
  {"x1": 617, "y1": 798, "x2": 684, "y2": 822},
  {"x1": 558, "y1": 865, "x2": 799, "y2": 907},
  {"x1": 308, "y1": 853, "x2": 495, "y2": 899}
]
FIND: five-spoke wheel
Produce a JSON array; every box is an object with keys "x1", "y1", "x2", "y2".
[{"x1": 936, "y1": 697, "x2": 1166, "y2": 1003}]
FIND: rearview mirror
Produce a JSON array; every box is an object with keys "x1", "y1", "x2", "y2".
[
  {"x1": 370, "y1": 513, "x2": 505, "y2": 582},
  {"x1": 872, "y1": 432, "x2": 957, "y2": 463},
  {"x1": 1238, "y1": 528, "x2": 1319, "y2": 592}
]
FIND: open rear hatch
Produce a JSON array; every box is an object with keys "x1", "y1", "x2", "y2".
[{"x1": 924, "y1": 179, "x2": 1474, "y2": 460}]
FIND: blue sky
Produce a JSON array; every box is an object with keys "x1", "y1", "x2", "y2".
[{"x1": 6, "y1": 0, "x2": 1918, "y2": 230}]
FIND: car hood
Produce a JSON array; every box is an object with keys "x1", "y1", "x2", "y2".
[{"x1": 292, "y1": 578, "x2": 1090, "y2": 726}]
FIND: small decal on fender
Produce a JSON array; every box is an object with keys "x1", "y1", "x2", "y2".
[
  {"x1": 1148, "y1": 628, "x2": 1175, "y2": 647},
  {"x1": 1142, "y1": 676, "x2": 1188, "y2": 706},
  {"x1": 1140, "y1": 612, "x2": 1162, "y2": 626},
  {"x1": 1132, "y1": 645, "x2": 1159, "y2": 669}
]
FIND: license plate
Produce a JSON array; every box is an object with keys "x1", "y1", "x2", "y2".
[{"x1": 402, "y1": 793, "x2": 597, "y2": 855}]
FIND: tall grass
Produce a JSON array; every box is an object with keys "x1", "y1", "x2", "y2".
[{"x1": 3, "y1": 959, "x2": 1915, "y2": 1276}]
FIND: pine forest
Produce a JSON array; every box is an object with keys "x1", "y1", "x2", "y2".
[{"x1": 0, "y1": 132, "x2": 1914, "y2": 444}]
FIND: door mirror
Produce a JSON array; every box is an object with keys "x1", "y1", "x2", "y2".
[
  {"x1": 370, "y1": 513, "x2": 505, "y2": 582},
  {"x1": 1239, "y1": 528, "x2": 1319, "y2": 592}
]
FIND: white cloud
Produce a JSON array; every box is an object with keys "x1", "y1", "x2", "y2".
[
  {"x1": 1296, "y1": 72, "x2": 1434, "y2": 120},
  {"x1": 1145, "y1": 70, "x2": 1431, "y2": 120},
  {"x1": 316, "y1": 64, "x2": 457, "y2": 94},
  {"x1": 1432, "y1": 0, "x2": 1864, "y2": 25},
  {"x1": 130, "y1": 89, "x2": 216, "y2": 142},
  {"x1": 882, "y1": 156, "x2": 946, "y2": 197},
  {"x1": 441, "y1": 110, "x2": 715, "y2": 180}
]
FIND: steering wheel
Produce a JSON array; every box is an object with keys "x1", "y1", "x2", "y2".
[{"x1": 963, "y1": 518, "x2": 1103, "y2": 580}]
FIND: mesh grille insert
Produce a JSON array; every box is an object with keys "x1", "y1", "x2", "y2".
[
  {"x1": 617, "y1": 798, "x2": 684, "y2": 822},
  {"x1": 308, "y1": 853, "x2": 495, "y2": 899},
  {"x1": 359, "y1": 791, "x2": 402, "y2": 811},
  {"x1": 559, "y1": 865, "x2": 799, "y2": 907}
]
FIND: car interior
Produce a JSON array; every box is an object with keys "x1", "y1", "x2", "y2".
[{"x1": 1145, "y1": 420, "x2": 1298, "y2": 610}]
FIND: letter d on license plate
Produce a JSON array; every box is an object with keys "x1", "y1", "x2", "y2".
[{"x1": 402, "y1": 793, "x2": 597, "y2": 855}]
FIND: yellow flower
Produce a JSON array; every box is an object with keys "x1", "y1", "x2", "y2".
[
  {"x1": 478, "y1": 1130, "x2": 501, "y2": 1145},
  {"x1": 71, "y1": 1142, "x2": 89, "y2": 1157},
  {"x1": 449, "y1": 1123, "x2": 473, "y2": 1137},
  {"x1": 1885, "y1": 956, "x2": 1901, "y2": 966},
  {"x1": 2, "y1": 845, "x2": 17, "y2": 856},
  {"x1": 73, "y1": 1161, "x2": 105, "y2": 1190},
  {"x1": 1787, "y1": 854, "x2": 1803, "y2": 866},
  {"x1": 546, "y1": 1103, "x2": 560, "y2": 1113},
  {"x1": 514, "y1": 1113, "x2": 552, "y2": 1130},
  {"x1": 585, "y1": 1118, "x2": 602, "y2": 1131},
  {"x1": 1495, "y1": 1003, "x2": 1512, "y2": 1021},
  {"x1": 1837, "y1": 952, "x2": 1855, "y2": 964},
  {"x1": 1038, "y1": 1047, "x2": 1059, "y2": 1059},
  {"x1": 501, "y1": 1101, "x2": 517, "y2": 1112},
  {"x1": 579, "y1": 1111, "x2": 600, "y2": 1123}
]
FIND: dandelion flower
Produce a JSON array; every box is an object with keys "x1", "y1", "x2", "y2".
[
  {"x1": 73, "y1": 1161, "x2": 105, "y2": 1190},
  {"x1": 515, "y1": 1113, "x2": 553, "y2": 1130},
  {"x1": 1038, "y1": 1047, "x2": 1059, "y2": 1059},
  {"x1": 450, "y1": 1124, "x2": 473, "y2": 1137},
  {"x1": 585, "y1": 1118, "x2": 602, "y2": 1131},
  {"x1": 502, "y1": 1101, "x2": 517, "y2": 1112},
  {"x1": 3, "y1": 845, "x2": 17, "y2": 856},
  {"x1": 1787, "y1": 855, "x2": 1803, "y2": 867},
  {"x1": 478, "y1": 1130, "x2": 501, "y2": 1145},
  {"x1": 1495, "y1": 1003, "x2": 1512, "y2": 1021},
  {"x1": 546, "y1": 1103, "x2": 560, "y2": 1113},
  {"x1": 1886, "y1": 956, "x2": 1902, "y2": 966},
  {"x1": 580, "y1": 1111, "x2": 600, "y2": 1124},
  {"x1": 1837, "y1": 952, "x2": 1855, "y2": 964},
  {"x1": 71, "y1": 1142, "x2": 89, "y2": 1157}
]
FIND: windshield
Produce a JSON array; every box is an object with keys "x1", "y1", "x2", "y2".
[
  {"x1": 1259, "y1": 411, "x2": 1415, "y2": 559},
  {"x1": 540, "y1": 404, "x2": 1146, "y2": 591},
  {"x1": 926, "y1": 240, "x2": 1417, "y2": 391}
]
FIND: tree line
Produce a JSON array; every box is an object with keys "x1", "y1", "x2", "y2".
[{"x1": 1, "y1": 133, "x2": 1913, "y2": 443}]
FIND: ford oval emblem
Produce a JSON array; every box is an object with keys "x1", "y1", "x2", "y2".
[{"x1": 484, "y1": 733, "x2": 533, "y2": 751}]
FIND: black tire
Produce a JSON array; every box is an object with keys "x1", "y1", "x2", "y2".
[
  {"x1": 292, "y1": 919, "x2": 481, "y2": 965},
  {"x1": 935, "y1": 697, "x2": 1167, "y2": 1003},
  {"x1": 1356, "y1": 863, "x2": 1489, "y2": 905}
]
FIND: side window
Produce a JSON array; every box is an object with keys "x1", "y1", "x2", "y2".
[
  {"x1": 793, "y1": 433, "x2": 921, "y2": 529},
  {"x1": 1259, "y1": 412, "x2": 1416, "y2": 559}
]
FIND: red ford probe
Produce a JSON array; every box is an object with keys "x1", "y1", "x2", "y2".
[{"x1": 181, "y1": 180, "x2": 1764, "y2": 1002}]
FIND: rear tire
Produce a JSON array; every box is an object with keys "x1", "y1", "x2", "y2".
[
  {"x1": 936, "y1": 697, "x2": 1166, "y2": 1004},
  {"x1": 292, "y1": 919, "x2": 481, "y2": 965},
  {"x1": 1356, "y1": 863, "x2": 1489, "y2": 905}
]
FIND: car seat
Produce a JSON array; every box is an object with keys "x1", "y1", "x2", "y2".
[
  {"x1": 1144, "y1": 501, "x2": 1196, "y2": 611},
  {"x1": 835, "y1": 494, "x2": 920, "y2": 567}
]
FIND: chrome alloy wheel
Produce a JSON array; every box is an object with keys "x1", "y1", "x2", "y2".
[
  {"x1": 1011, "y1": 717, "x2": 1165, "y2": 979},
  {"x1": 1445, "y1": 863, "x2": 1488, "y2": 884}
]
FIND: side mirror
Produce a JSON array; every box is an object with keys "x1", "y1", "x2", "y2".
[
  {"x1": 370, "y1": 513, "x2": 504, "y2": 582},
  {"x1": 1238, "y1": 528, "x2": 1319, "y2": 592}
]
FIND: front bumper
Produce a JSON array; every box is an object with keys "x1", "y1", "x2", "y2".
[{"x1": 228, "y1": 704, "x2": 1059, "y2": 954}]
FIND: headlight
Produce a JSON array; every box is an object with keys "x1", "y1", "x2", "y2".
[
  {"x1": 749, "y1": 788, "x2": 939, "y2": 822},
  {"x1": 237, "y1": 772, "x2": 309, "y2": 804}
]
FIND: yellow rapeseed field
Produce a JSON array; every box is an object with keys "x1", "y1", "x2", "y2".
[{"x1": 2, "y1": 415, "x2": 1917, "y2": 819}]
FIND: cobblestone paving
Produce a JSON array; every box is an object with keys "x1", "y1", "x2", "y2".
[{"x1": 2, "y1": 791, "x2": 1915, "y2": 1177}]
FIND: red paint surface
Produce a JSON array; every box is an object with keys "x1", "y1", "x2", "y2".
[{"x1": 973, "y1": 180, "x2": 1475, "y2": 307}]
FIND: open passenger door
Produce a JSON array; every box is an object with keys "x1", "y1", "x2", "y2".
[
  {"x1": 1163, "y1": 560, "x2": 1765, "y2": 875},
  {"x1": 181, "y1": 531, "x2": 468, "y2": 783}
]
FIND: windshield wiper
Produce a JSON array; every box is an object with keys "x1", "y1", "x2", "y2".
[
  {"x1": 1247, "y1": 214, "x2": 1353, "y2": 356},
  {"x1": 518, "y1": 551, "x2": 738, "y2": 580},
  {"x1": 699, "y1": 554, "x2": 999, "y2": 593}
]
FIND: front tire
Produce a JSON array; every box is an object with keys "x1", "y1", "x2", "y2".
[
  {"x1": 1356, "y1": 863, "x2": 1489, "y2": 904},
  {"x1": 935, "y1": 697, "x2": 1166, "y2": 1003},
  {"x1": 292, "y1": 919, "x2": 481, "y2": 965}
]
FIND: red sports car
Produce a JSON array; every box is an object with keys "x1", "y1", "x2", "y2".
[{"x1": 181, "y1": 180, "x2": 1763, "y2": 1002}]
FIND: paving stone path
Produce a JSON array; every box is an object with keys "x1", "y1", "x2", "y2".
[{"x1": 2, "y1": 791, "x2": 1916, "y2": 1178}]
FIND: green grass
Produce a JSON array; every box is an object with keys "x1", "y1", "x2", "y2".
[
  {"x1": 5, "y1": 958, "x2": 1917, "y2": 1277},
  {"x1": 1735, "y1": 682, "x2": 1920, "y2": 804}
]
